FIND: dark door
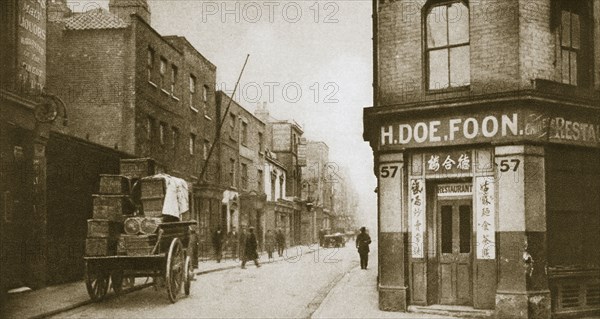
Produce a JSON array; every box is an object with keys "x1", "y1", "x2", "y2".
[
  {"x1": 438, "y1": 199, "x2": 473, "y2": 305},
  {"x1": 0, "y1": 124, "x2": 30, "y2": 289}
]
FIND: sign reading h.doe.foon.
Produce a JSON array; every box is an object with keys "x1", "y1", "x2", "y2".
[{"x1": 380, "y1": 110, "x2": 600, "y2": 149}]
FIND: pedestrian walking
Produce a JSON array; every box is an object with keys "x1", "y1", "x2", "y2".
[
  {"x1": 212, "y1": 227, "x2": 224, "y2": 263},
  {"x1": 265, "y1": 229, "x2": 276, "y2": 260},
  {"x1": 242, "y1": 227, "x2": 260, "y2": 269},
  {"x1": 356, "y1": 226, "x2": 372, "y2": 270},
  {"x1": 238, "y1": 227, "x2": 246, "y2": 262},
  {"x1": 276, "y1": 228, "x2": 286, "y2": 257},
  {"x1": 318, "y1": 229, "x2": 325, "y2": 247}
]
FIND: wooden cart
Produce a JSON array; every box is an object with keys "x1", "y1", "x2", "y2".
[{"x1": 83, "y1": 221, "x2": 196, "y2": 303}]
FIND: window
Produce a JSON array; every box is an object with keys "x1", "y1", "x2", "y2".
[
  {"x1": 147, "y1": 48, "x2": 154, "y2": 82},
  {"x1": 159, "y1": 57, "x2": 167, "y2": 88},
  {"x1": 189, "y1": 75, "x2": 198, "y2": 111},
  {"x1": 229, "y1": 159, "x2": 236, "y2": 187},
  {"x1": 203, "y1": 139, "x2": 210, "y2": 160},
  {"x1": 258, "y1": 132, "x2": 263, "y2": 154},
  {"x1": 146, "y1": 116, "x2": 154, "y2": 140},
  {"x1": 172, "y1": 126, "x2": 179, "y2": 149},
  {"x1": 203, "y1": 85, "x2": 209, "y2": 116},
  {"x1": 229, "y1": 113, "x2": 236, "y2": 139},
  {"x1": 425, "y1": 1, "x2": 470, "y2": 90},
  {"x1": 241, "y1": 163, "x2": 248, "y2": 189},
  {"x1": 558, "y1": 1, "x2": 593, "y2": 87},
  {"x1": 189, "y1": 133, "x2": 196, "y2": 155},
  {"x1": 271, "y1": 173, "x2": 277, "y2": 200},
  {"x1": 159, "y1": 122, "x2": 167, "y2": 145},
  {"x1": 241, "y1": 121, "x2": 248, "y2": 145},
  {"x1": 258, "y1": 169, "x2": 263, "y2": 192},
  {"x1": 171, "y1": 65, "x2": 178, "y2": 94},
  {"x1": 279, "y1": 176, "x2": 284, "y2": 199}
]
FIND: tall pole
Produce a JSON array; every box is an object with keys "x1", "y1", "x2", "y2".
[{"x1": 199, "y1": 54, "x2": 250, "y2": 183}]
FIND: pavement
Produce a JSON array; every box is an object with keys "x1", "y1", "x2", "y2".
[
  {"x1": 312, "y1": 248, "x2": 455, "y2": 319},
  {"x1": 2, "y1": 246, "x2": 312, "y2": 319}
]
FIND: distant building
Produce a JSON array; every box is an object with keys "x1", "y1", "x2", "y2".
[
  {"x1": 256, "y1": 102, "x2": 309, "y2": 246},
  {"x1": 215, "y1": 91, "x2": 267, "y2": 248},
  {"x1": 364, "y1": 0, "x2": 600, "y2": 318}
]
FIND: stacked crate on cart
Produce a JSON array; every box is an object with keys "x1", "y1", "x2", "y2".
[
  {"x1": 85, "y1": 175, "x2": 133, "y2": 256},
  {"x1": 118, "y1": 158, "x2": 165, "y2": 256}
]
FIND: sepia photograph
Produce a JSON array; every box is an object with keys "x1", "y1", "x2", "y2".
[{"x1": 0, "y1": 0, "x2": 599, "y2": 318}]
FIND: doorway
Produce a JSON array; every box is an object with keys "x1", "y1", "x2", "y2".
[{"x1": 437, "y1": 199, "x2": 473, "y2": 305}]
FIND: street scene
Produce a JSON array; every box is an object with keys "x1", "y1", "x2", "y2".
[{"x1": 2, "y1": 0, "x2": 600, "y2": 319}]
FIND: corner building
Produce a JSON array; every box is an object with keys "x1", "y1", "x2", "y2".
[{"x1": 364, "y1": 0, "x2": 600, "y2": 318}]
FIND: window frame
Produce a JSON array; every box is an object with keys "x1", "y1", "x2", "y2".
[
  {"x1": 171, "y1": 64, "x2": 178, "y2": 95},
  {"x1": 159, "y1": 57, "x2": 167, "y2": 89},
  {"x1": 241, "y1": 163, "x2": 248, "y2": 190},
  {"x1": 189, "y1": 74, "x2": 198, "y2": 112},
  {"x1": 423, "y1": 0, "x2": 471, "y2": 92},
  {"x1": 189, "y1": 133, "x2": 196, "y2": 155},
  {"x1": 159, "y1": 122, "x2": 167, "y2": 145},
  {"x1": 171, "y1": 126, "x2": 179, "y2": 150},
  {"x1": 147, "y1": 47, "x2": 155, "y2": 84},
  {"x1": 241, "y1": 121, "x2": 248, "y2": 146},
  {"x1": 557, "y1": 0, "x2": 593, "y2": 88}
]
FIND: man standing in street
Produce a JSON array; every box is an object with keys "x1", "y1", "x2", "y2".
[
  {"x1": 242, "y1": 227, "x2": 260, "y2": 269},
  {"x1": 356, "y1": 227, "x2": 371, "y2": 270},
  {"x1": 212, "y1": 227, "x2": 224, "y2": 263},
  {"x1": 276, "y1": 228, "x2": 286, "y2": 257}
]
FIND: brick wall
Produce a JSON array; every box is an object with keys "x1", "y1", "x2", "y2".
[
  {"x1": 133, "y1": 18, "x2": 218, "y2": 182},
  {"x1": 376, "y1": 0, "x2": 600, "y2": 106},
  {"x1": 47, "y1": 26, "x2": 134, "y2": 152}
]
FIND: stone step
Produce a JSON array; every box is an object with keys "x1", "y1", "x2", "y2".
[{"x1": 408, "y1": 305, "x2": 494, "y2": 319}]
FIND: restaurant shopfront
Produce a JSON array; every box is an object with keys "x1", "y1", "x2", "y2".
[{"x1": 365, "y1": 101, "x2": 600, "y2": 318}]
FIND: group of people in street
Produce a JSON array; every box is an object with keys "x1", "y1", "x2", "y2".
[
  {"x1": 212, "y1": 227, "x2": 287, "y2": 269},
  {"x1": 211, "y1": 225, "x2": 372, "y2": 270}
]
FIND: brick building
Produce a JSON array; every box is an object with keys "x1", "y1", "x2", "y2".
[
  {"x1": 364, "y1": 0, "x2": 600, "y2": 318},
  {"x1": 46, "y1": 0, "x2": 220, "y2": 269},
  {"x1": 255, "y1": 103, "x2": 309, "y2": 246},
  {"x1": 215, "y1": 91, "x2": 267, "y2": 248},
  {"x1": 302, "y1": 141, "x2": 333, "y2": 241}
]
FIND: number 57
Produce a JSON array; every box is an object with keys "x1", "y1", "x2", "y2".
[{"x1": 380, "y1": 166, "x2": 399, "y2": 178}]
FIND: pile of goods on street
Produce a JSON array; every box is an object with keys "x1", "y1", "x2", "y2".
[{"x1": 85, "y1": 158, "x2": 190, "y2": 257}]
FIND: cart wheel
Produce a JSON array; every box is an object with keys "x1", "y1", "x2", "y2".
[
  {"x1": 165, "y1": 238, "x2": 184, "y2": 303},
  {"x1": 111, "y1": 270, "x2": 124, "y2": 294},
  {"x1": 85, "y1": 262, "x2": 109, "y2": 301},
  {"x1": 184, "y1": 255, "x2": 193, "y2": 296}
]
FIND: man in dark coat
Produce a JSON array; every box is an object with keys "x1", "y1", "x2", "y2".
[
  {"x1": 275, "y1": 228, "x2": 286, "y2": 257},
  {"x1": 356, "y1": 227, "x2": 372, "y2": 270},
  {"x1": 242, "y1": 227, "x2": 260, "y2": 269},
  {"x1": 212, "y1": 228, "x2": 224, "y2": 263}
]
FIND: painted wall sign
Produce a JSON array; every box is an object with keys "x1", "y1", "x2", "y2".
[
  {"x1": 380, "y1": 110, "x2": 600, "y2": 149},
  {"x1": 17, "y1": 0, "x2": 46, "y2": 94},
  {"x1": 475, "y1": 176, "x2": 495, "y2": 260},
  {"x1": 437, "y1": 183, "x2": 472, "y2": 197},
  {"x1": 410, "y1": 178, "x2": 426, "y2": 258},
  {"x1": 424, "y1": 150, "x2": 472, "y2": 176}
]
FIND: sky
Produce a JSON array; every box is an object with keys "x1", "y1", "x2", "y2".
[{"x1": 66, "y1": 0, "x2": 377, "y2": 230}]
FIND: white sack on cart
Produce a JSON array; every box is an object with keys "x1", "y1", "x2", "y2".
[{"x1": 145, "y1": 174, "x2": 189, "y2": 219}]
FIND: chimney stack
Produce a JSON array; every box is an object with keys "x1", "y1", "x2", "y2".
[
  {"x1": 109, "y1": 0, "x2": 151, "y2": 25},
  {"x1": 48, "y1": 0, "x2": 72, "y2": 21}
]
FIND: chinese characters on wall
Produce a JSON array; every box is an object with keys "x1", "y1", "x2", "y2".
[
  {"x1": 410, "y1": 178, "x2": 425, "y2": 258},
  {"x1": 425, "y1": 151, "x2": 471, "y2": 176},
  {"x1": 476, "y1": 176, "x2": 495, "y2": 259}
]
